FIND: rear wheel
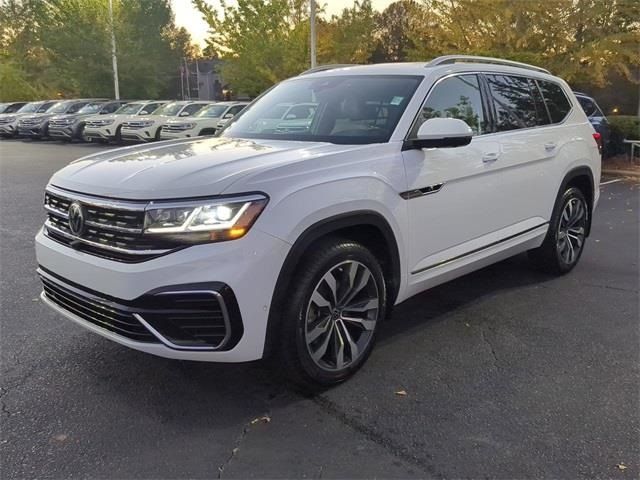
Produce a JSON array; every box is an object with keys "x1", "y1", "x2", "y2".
[
  {"x1": 114, "y1": 125, "x2": 123, "y2": 143},
  {"x1": 278, "y1": 238, "x2": 386, "y2": 387},
  {"x1": 528, "y1": 187, "x2": 589, "y2": 274}
]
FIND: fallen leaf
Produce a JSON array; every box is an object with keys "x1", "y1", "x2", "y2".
[
  {"x1": 250, "y1": 415, "x2": 271, "y2": 425},
  {"x1": 53, "y1": 434, "x2": 68, "y2": 442},
  {"x1": 395, "y1": 390, "x2": 407, "y2": 396},
  {"x1": 32, "y1": 298, "x2": 39, "y2": 302},
  {"x1": 616, "y1": 463, "x2": 627, "y2": 471},
  {"x1": 464, "y1": 322, "x2": 471, "y2": 327}
]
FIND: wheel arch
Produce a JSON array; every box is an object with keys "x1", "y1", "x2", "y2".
[
  {"x1": 558, "y1": 166, "x2": 595, "y2": 236},
  {"x1": 263, "y1": 210, "x2": 401, "y2": 359}
]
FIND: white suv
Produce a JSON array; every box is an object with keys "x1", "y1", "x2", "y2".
[
  {"x1": 160, "y1": 102, "x2": 249, "y2": 140},
  {"x1": 83, "y1": 101, "x2": 168, "y2": 143},
  {"x1": 36, "y1": 57, "x2": 600, "y2": 386},
  {"x1": 120, "y1": 101, "x2": 213, "y2": 142}
]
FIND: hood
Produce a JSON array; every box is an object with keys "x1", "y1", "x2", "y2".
[
  {"x1": 21, "y1": 112, "x2": 57, "y2": 121},
  {"x1": 49, "y1": 136, "x2": 354, "y2": 200}
]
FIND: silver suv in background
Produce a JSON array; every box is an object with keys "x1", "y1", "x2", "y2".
[
  {"x1": 49, "y1": 100, "x2": 128, "y2": 142},
  {"x1": 0, "y1": 101, "x2": 57, "y2": 138},
  {"x1": 17, "y1": 99, "x2": 103, "y2": 139}
]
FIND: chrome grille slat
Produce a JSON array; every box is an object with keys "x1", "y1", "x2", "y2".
[{"x1": 43, "y1": 186, "x2": 176, "y2": 262}]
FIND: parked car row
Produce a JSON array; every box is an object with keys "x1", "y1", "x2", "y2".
[{"x1": 0, "y1": 98, "x2": 251, "y2": 144}]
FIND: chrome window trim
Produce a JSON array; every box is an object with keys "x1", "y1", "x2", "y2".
[{"x1": 403, "y1": 70, "x2": 574, "y2": 142}]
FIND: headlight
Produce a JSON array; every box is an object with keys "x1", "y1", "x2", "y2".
[
  {"x1": 143, "y1": 194, "x2": 268, "y2": 243},
  {"x1": 141, "y1": 120, "x2": 155, "y2": 127}
]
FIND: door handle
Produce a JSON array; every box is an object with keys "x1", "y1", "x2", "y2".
[
  {"x1": 544, "y1": 142, "x2": 557, "y2": 152},
  {"x1": 482, "y1": 152, "x2": 500, "y2": 163}
]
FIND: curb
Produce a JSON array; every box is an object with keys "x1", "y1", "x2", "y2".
[{"x1": 602, "y1": 168, "x2": 640, "y2": 179}]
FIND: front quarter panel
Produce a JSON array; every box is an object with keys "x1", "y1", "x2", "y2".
[{"x1": 230, "y1": 142, "x2": 411, "y2": 300}]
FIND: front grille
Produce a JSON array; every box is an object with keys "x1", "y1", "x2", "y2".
[
  {"x1": 41, "y1": 273, "x2": 156, "y2": 343},
  {"x1": 49, "y1": 119, "x2": 73, "y2": 127},
  {"x1": 43, "y1": 186, "x2": 178, "y2": 262},
  {"x1": 122, "y1": 121, "x2": 147, "y2": 129},
  {"x1": 19, "y1": 118, "x2": 41, "y2": 126},
  {"x1": 39, "y1": 270, "x2": 242, "y2": 350},
  {"x1": 85, "y1": 120, "x2": 110, "y2": 128},
  {"x1": 162, "y1": 124, "x2": 191, "y2": 132}
]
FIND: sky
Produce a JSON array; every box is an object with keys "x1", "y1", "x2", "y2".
[{"x1": 171, "y1": 0, "x2": 395, "y2": 48}]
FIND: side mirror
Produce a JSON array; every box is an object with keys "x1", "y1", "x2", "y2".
[
  {"x1": 223, "y1": 113, "x2": 234, "y2": 119},
  {"x1": 406, "y1": 118, "x2": 473, "y2": 149},
  {"x1": 179, "y1": 111, "x2": 191, "y2": 117}
]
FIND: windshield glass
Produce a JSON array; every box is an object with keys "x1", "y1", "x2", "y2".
[
  {"x1": 196, "y1": 105, "x2": 229, "y2": 118},
  {"x1": 17, "y1": 103, "x2": 41, "y2": 114},
  {"x1": 49, "y1": 102, "x2": 71, "y2": 114},
  {"x1": 223, "y1": 75, "x2": 422, "y2": 144},
  {"x1": 153, "y1": 102, "x2": 182, "y2": 116},
  {"x1": 78, "y1": 102, "x2": 105, "y2": 114},
  {"x1": 115, "y1": 103, "x2": 143, "y2": 115},
  {"x1": 0, "y1": 104, "x2": 7, "y2": 113}
]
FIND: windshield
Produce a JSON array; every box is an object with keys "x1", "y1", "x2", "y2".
[
  {"x1": 115, "y1": 103, "x2": 143, "y2": 115},
  {"x1": 196, "y1": 105, "x2": 229, "y2": 118},
  {"x1": 0, "y1": 104, "x2": 7, "y2": 113},
  {"x1": 223, "y1": 75, "x2": 422, "y2": 144},
  {"x1": 17, "y1": 103, "x2": 41, "y2": 114},
  {"x1": 49, "y1": 102, "x2": 71, "y2": 114},
  {"x1": 78, "y1": 102, "x2": 105, "y2": 114},
  {"x1": 153, "y1": 102, "x2": 182, "y2": 116}
]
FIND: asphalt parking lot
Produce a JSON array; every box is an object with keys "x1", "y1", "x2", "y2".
[{"x1": 1, "y1": 138, "x2": 638, "y2": 479}]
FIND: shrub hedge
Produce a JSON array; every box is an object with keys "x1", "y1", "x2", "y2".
[{"x1": 608, "y1": 115, "x2": 639, "y2": 156}]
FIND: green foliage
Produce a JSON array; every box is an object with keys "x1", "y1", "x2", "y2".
[
  {"x1": 0, "y1": 0, "x2": 194, "y2": 99},
  {"x1": 0, "y1": 62, "x2": 47, "y2": 101},
  {"x1": 193, "y1": 0, "x2": 639, "y2": 100},
  {"x1": 609, "y1": 115, "x2": 640, "y2": 140}
]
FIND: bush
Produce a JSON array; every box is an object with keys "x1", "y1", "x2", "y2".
[{"x1": 608, "y1": 115, "x2": 640, "y2": 156}]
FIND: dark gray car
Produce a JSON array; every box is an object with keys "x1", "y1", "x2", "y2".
[
  {"x1": 574, "y1": 92, "x2": 610, "y2": 157},
  {"x1": 48, "y1": 100, "x2": 128, "y2": 141},
  {"x1": 17, "y1": 99, "x2": 104, "y2": 139}
]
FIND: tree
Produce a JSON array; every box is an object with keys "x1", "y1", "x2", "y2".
[
  {"x1": 193, "y1": 0, "x2": 311, "y2": 96},
  {"x1": 0, "y1": 0, "x2": 195, "y2": 100},
  {"x1": 320, "y1": 0, "x2": 378, "y2": 64}
]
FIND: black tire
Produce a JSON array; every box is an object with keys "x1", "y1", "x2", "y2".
[
  {"x1": 528, "y1": 187, "x2": 589, "y2": 274},
  {"x1": 114, "y1": 125, "x2": 123, "y2": 143},
  {"x1": 277, "y1": 237, "x2": 387, "y2": 388},
  {"x1": 154, "y1": 127, "x2": 162, "y2": 141}
]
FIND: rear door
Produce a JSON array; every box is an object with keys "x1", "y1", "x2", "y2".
[{"x1": 481, "y1": 74, "x2": 558, "y2": 231}]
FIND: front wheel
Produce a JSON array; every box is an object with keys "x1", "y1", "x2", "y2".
[
  {"x1": 528, "y1": 187, "x2": 589, "y2": 274},
  {"x1": 278, "y1": 238, "x2": 387, "y2": 387}
]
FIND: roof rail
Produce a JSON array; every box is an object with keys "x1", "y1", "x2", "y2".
[
  {"x1": 300, "y1": 64, "x2": 355, "y2": 75},
  {"x1": 427, "y1": 55, "x2": 550, "y2": 75}
]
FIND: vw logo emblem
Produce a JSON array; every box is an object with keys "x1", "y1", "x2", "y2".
[{"x1": 68, "y1": 202, "x2": 85, "y2": 236}]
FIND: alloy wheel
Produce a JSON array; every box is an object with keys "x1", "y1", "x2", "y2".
[
  {"x1": 304, "y1": 260, "x2": 380, "y2": 371},
  {"x1": 556, "y1": 196, "x2": 587, "y2": 265}
]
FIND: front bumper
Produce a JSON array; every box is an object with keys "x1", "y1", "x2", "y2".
[
  {"x1": 121, "y1": 127, "x2": 156, "y2": 142},
  {"x1": 35, "y1": 226, "x2": 291, "y2": 362},
  {"x1": 0, "y1": 124, "x2": 17, "y2": 136},
  {"x1": 18, "y1": 125, "x2": 45, "y2": 137},
  {"x1": 160, "y1": 130, "x2": 196, "y2": 140},
  {"x1": 83, "y1": 128, "x2": 113, "y2": 141},
  {"x1": 49, "y1": 127, "x2": 74, "y2": 139}
]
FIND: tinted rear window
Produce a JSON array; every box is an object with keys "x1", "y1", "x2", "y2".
[
  {"x1": 486, "y1": 74, "x2": 542, "y2": 131},
  {"x1": 537, "y1": 80, "x2": 571, "y2": 123}
]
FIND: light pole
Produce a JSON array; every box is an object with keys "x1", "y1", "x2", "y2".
[
  {"x1": 310, "y1": 0, "x2": 317, "y2": 68},
  {"x1": 108, "y1": 0, "x2": 120, "y2": 99}
]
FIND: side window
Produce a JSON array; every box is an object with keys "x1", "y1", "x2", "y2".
[
  {"x1": 537, "y1": 80, "x2": 571, "y2": 123},
  {"x1": 140, "y1": 103, "x2": 161, "y2": 115},
  {"x1": 486, "y1": 75, "x2": 541, "y2": 131},
  {"x1": 412, "y1": 74, "x2": 487, "y2": 136},
  {"x1": 528, "y1": 78, "x2": 551, "y2": 126},
  {"x1": 227, "y1": 105, "x2": 245, "y2": 116},
  {"x1": 576, "y1": 96, "x2": 602, "y2": 118},
  {"x1": 102, "y1": 103, "x2": 120, "y2": 114},
  {"x1": 181, "y1": 104, "x2": 206, "y2": 116},
  {"x1": 6, "y1": 103, "x2": 24, "y2": 113},
  {"x1": 67, "y1": 102, "x2": 87, "y2": 113}
]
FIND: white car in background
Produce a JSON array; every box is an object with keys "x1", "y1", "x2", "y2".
[
  {"x1": 160, "y1": 102, "x2": 249, "y2": 140},
  {"x1": 247, "y1": 102, "x2": 317, "y2": 134},
  {"x1": 121, "y1": 101, "x2": 213, "y2": 142},
  {"x1": 84, "y1": 100, "x2": 168, "y2": 143},
  {"x1": 0, "y1": 100, "x2": 58, "y2": 137}
]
